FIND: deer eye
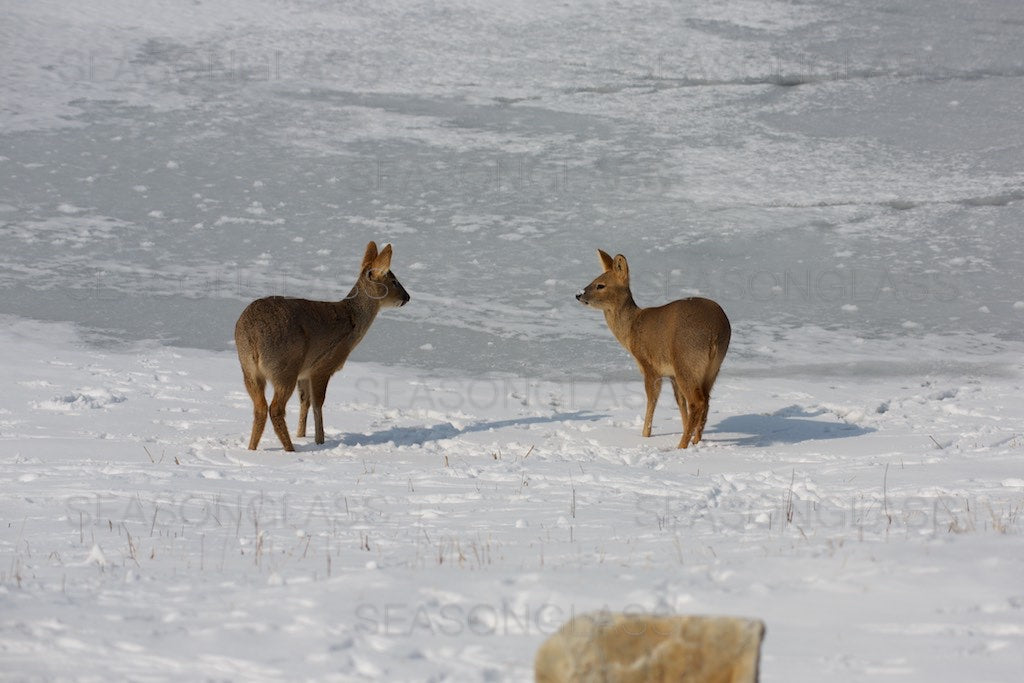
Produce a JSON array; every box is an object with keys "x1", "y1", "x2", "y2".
[{"x1": 596, "y1": 284, "x2": 606, "y2": 290}]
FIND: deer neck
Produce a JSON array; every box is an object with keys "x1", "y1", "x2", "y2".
[
  {"x1": 339, "y1": 280, "x2": 384, "y2": 333},
  {"x1": 603, "y1": 294, "x2": 640, "y2": 349}
]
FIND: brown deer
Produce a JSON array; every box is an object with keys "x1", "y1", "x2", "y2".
[
  {"x1": 234, "y1": 241, "x2": 409, "y2": 451},
  {"x1": 577, "y1": 250, "x2": 730, "y2": 448}
]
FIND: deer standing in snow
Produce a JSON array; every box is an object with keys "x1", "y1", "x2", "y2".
[
  {"x1": 235, "y1": 241, "x2": 409, "y2": 451},
  {"x1": 577, "y1": 250, "x2": 730, "y2": 448}
]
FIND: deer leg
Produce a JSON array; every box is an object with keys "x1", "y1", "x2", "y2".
[
  {"x1": 297, "y1": 378, "x2": 311, "y2": 438},
  {"x1": 693, "y1": 372, "x2": 723, "y2": 445},
  {"x1": 268, "y1": 379, "x2": 297, "y2": 452},
  {"x1": 310, "y1": 376, "x2": 330, "y2": 445},
  {"x1": 692, "y1": 387, "x2": 711, "y2": 445},
  {"x1": 243, "y1": 371, "x2": 268, "y2": 451},
  {"x1": 641, "y1": 371, "x2": 661, "y2": 438},
  {"x1": 677, "y1": 381, "x2": 706, "y2": 449},
  {"x1": 669, "y1": 377, "x2": 690, "y2": 438}
]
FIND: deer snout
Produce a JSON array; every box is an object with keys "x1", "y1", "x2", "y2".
[
  {"x1": 576, "y1": 290, "x2": 586, "y2": 303},
  {"x1": 399, "y1": 293, "x2": 410, "y2": 307}
]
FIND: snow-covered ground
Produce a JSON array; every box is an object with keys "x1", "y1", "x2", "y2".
[
  {"x1": 2, "y1": 0, "x2": 1024, "y2": 680},
  {"x1": 1, "y1": 317, "x2": 1022, "y2": 680}
]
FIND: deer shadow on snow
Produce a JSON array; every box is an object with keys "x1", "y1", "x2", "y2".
[
  {"x1": 291, "y1": 406, "x2": 870, "y2": 452},
  {"x1": 331, "y1": 410, "x2": 605, "y2": 448},
  {"x1": 706, "y1": 404, "x2": 875, "y2": 447}
]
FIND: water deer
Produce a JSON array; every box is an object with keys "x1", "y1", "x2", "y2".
[
  {"x1": 577, "y1": 250, "x2": 730, "y2": 449},
  {"x1": 234, "y1": 241, "x2": 410, "y2": 451}
]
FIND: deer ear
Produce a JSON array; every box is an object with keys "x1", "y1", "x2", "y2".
[
  {"x1": 613, "y1": 254, "x2": 629, "y2": 280},
  {"x1": 597, "y1": 249, "x2": 614, "y2": 272},
  {"x1": 373, "y1": 243, "x2": 393, "y2": 272},
  {"x1": 361, "y1": 241, "x2": 379, "y2": 271}
]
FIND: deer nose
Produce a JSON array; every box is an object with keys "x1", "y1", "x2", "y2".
[{"x1": 575, "y1": 291, "x2": 584, "y2": 301}]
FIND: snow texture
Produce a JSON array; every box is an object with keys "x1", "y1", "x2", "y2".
[{"x1": 2, "y1": 1, "x2": 1024, "y2": 681}]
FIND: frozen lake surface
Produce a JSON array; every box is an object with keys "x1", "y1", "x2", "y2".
[{"x1": 3, "y1": 0, "x2": 1023, "y2": 377}]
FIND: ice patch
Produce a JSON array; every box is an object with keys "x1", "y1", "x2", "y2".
[{"x1": 213, "y1": 216, "x2": 285, "y2": 226}]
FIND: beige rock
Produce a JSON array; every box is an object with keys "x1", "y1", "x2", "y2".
[{"x1": 535, "y1": 612, "x2": 765, "y2": 683}]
